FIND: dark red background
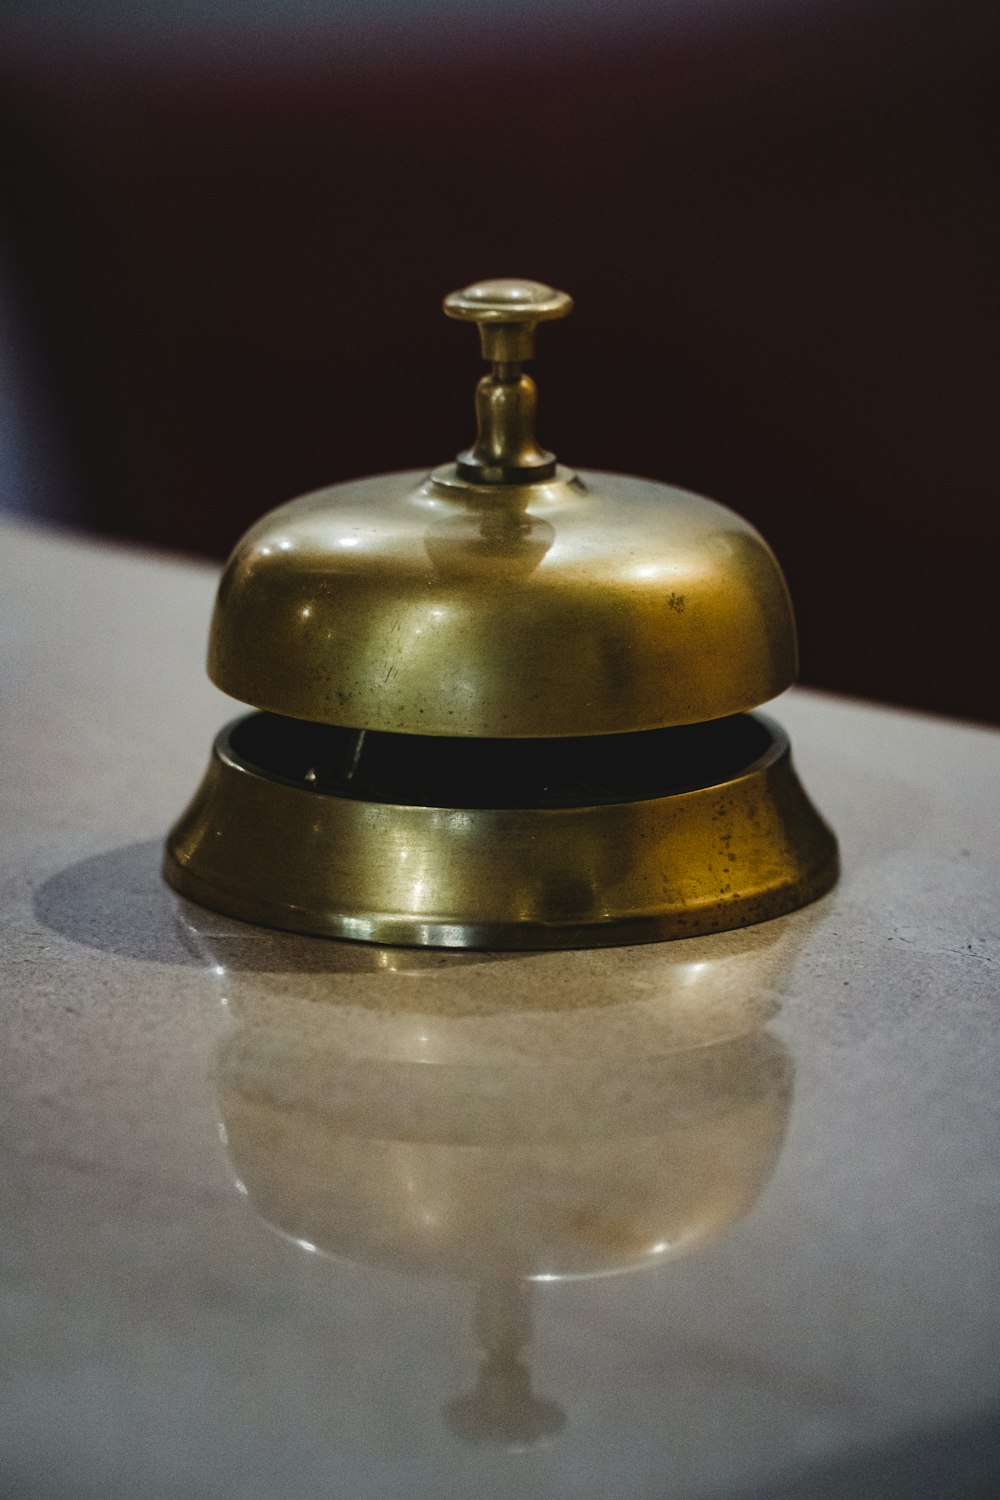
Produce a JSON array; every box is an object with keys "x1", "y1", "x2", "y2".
[{"x1": 2, "y1": 0, "x2": 997, "y2": 720}]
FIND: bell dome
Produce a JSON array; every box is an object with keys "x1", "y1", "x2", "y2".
[{"x1": 208, "y1": 279, "x2": 796, "y2": 738}]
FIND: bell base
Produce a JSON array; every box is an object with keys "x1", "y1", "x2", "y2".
[{"x1": 164, "y1": 713, "x2": 837, "y2": 950}]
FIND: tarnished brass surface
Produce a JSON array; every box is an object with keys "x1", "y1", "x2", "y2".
[
  {"x1": 208, "y1": 468, "x2": 797, "y2": 738},
  {"x1": 164, "y1": 712, "x2": 837, "y2": 948}
]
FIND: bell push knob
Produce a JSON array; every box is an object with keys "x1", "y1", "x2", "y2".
[
  {"x1": 444, "y1": 279, "x2": 573, "y2": 485},
  {"x1": 443, "y1": 278, "x2": 573, "y2": 360}
]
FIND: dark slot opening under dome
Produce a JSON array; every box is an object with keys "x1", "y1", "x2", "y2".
[{"x1": 225, "y1": 711, "x2": 776, "y2": 811}]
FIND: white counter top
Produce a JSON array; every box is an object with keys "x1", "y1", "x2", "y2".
[{"x1": 2, "y1": 519, "x2": 998, "y2": 1498}]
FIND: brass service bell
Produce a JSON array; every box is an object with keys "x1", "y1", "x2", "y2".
[{"x1": 165, "y1": 279, "x2": 838, "y2": 948}]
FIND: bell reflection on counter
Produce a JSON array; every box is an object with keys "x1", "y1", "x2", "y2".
[{"x1": 184, "y1": 909, "x2": 797, "y2": 1446}]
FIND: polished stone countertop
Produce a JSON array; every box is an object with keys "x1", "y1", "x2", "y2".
[{"x1": 2, "y1": 518, "x2": 998, "y2": 1498}]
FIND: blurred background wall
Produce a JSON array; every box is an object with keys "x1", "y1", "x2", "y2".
[{"x1": 1, "y1": 0, "x2": 997, "y2": 721}]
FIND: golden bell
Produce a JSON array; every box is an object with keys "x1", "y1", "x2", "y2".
[{"x1": 165, "y1": 278, "x2": 837, "y2": 947}]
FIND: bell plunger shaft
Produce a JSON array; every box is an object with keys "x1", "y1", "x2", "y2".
[{"x1": 444, "y1": 278, "x2": 573, "y2": 486}]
